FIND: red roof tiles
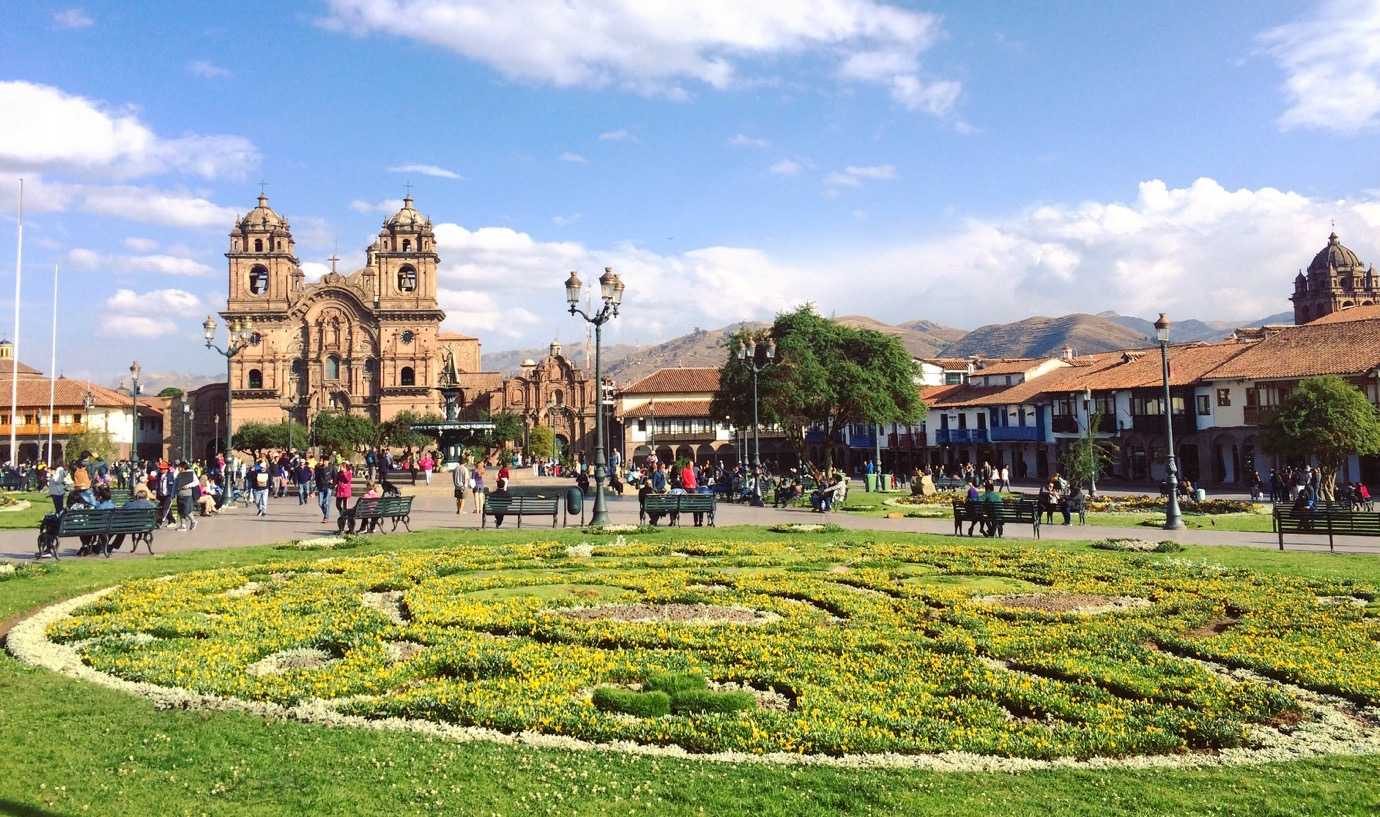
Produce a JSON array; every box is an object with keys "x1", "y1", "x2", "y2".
[{"x1": 621, "y1": 367, "x2": 720, "y2": 394}]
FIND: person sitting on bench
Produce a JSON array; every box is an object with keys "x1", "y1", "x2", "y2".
[
  {"x1": 488, "y1": 477, "x2": 512, "y2": 527},
  {"x1": 109, "y1": 485, "x2": 158, "y2": 552}
]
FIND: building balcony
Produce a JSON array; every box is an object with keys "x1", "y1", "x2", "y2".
[
  {"x1": 1131, "y1": 414, "x2": 1195, "y2": 436},
  {"x1": 1050, "y1": 415, "x2": 1077, "y2": 434},
  {"x1": 989, "y1": 425, "x2": 1042, "y2": 442},
  {"x1": 887, "y1": 432, "x2": 923, "y2": 448},
  {"x1": 647, "y1": 431, "x2": 719, "y2": 443},
  {"x1": 1243, "y1": 406, "x2": 1277, "y2": 426},
  {"x1": 0, "y1": 422, "x2": 89, "y2": 437},
  {"x1": 936, "y1": 428, "x2": 988, "y2": 445}
]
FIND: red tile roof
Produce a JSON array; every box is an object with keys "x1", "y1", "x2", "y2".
[
  {"x1": 969, "y1": 357, "x2": 1052, "y2": 376},
  {"x1": 1059, "y1": 342, "x2": 1255, "y2": 391},
  {"x1": 1207, "y1": 318, "x2": 1380, "y2": 380},
  {"x1": 623, "y1": 399, "x2": 716, "y2": 418},
  {"x1": 621, "y1": 367, "x2": 720, "y2": 394},
  {"x1": 1307, "y1": 304, "x2": 1380, "y2": 325}
]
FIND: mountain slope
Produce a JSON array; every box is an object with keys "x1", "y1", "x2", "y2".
[
  {"x1": 834, "y1": 315, "x2": 966, "y2": 358},
  {"x1": 941, "y1": 314, "x2": 1150, "y2": 358}
]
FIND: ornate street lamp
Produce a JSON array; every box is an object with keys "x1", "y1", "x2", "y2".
[
  {"x1": 1081, "y1": 386, "x2": 1096, "y2": 497},
  {"x1": 1155, "y1": 313, "x2": 1184, "y2": 530},
  {"x1": 564, "y1": 268, "x2": 623, "y2": 526},
  {"x1": 203, "y1": 315, "x2": 260, "y2": 463},
  {"x1": 129, "y1": 360, "x2": 141, "y2": 462},
  {"x1": 736, "y1": 333, "x2": 775, "y2": 506}
]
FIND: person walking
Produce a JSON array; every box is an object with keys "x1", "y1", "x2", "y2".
[
  {"x1": 453, "y1": 458, "x2": 471, "y2": 514},
  {"x1": 314, "y1": 457, "x2": 335, "y2": 523},
  {"x1": 251, "y1": 459, "x2": 270, "y2": 516},
  {"x1": 155, "y1": 461, "x2": 176, "y2": 527},
  {"x1": 295, "y1": 459, "x2": 313, "y2": 505},
  {"x1": 174, "y1": 461, "x2": 199, "y2": 531},
  {"x1": 420, "y1": 451, "x2": 434, "y2": 486},
  {"x1": 334, "y1": 459, "x2": 354, "y2": 520},
  {"x1": 471, "y1": 463, "x2": 485, "y2": 514},
  {"x1": 46, "y1": 461, "x2": 68, "y2": 513}
]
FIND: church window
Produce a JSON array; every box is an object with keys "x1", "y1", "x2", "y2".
[
  {"x1": 254, "y1": 239, "x2": 263, "y2": 252},
  {"x1": 402, "y1": 239, "x2": 412, "y2": 252},
  {"x1": 401, "y1": 330, "x2": 415, "y2": 344},
  {"x1": 325, "y1": 355, "x2": 340, "y2": 380},
  {"x1": 364, "y1": 358, "x2": 377, "y2": 377},
  {"x1": 248, "y1": 266, "x2": 269, "y2": 295},
  {"x1": 400, "y1": 367, "x2": 415, "y2": 386},
  {"x1": 247, "y1": 369, "x2": 263, "y2": 389},
  {"x1": 553, "y1": 389, "x2": 564, "y2": 406},
  {"x1": 398, "y1": 265, "x2": 417, "y2": 292}
]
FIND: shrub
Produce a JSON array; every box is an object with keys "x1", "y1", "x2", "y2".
[
  {"x1": 644, "y1": 671, "x2": 707, "y2": 696},
  {"x1": 669, "y1": 689, "x2": 757, "y2": 715},
  {"x1": 592, "y1": 686, "x2": 671, "y2": 717}
]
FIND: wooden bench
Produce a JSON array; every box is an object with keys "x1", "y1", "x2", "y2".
[
  {"x1": 339, "y1": 495, "x2": 416, "y2": 534},
  {"x1": 1273, "y1": 505, "x2": 1380, "y2": 551},
  {"x1": 933, "y1": 477, "x2": 967, "y2": 493},
  {"x1": 482, "y1": 495, "x2": 559, "y2": 528},
  {"x1": 109, "y1": 488, "x2": 132, "y2": 506},
  {"x1": 640, "y1": 493, "x2": 717, "y2": 526},
  {"x1": 37, "y1": 506, "x2": 158, "y2": 559},
  {"x1": 951, "y1": 499, "x2": 1041, "y2": 539}
]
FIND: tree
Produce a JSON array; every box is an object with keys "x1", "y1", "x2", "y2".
[
  {"x1": 377, "y1": 410, "x2": 442, "y2": 451},
  {"x1": 1059, "y1": 414, "x2": 1118, "y2": 494},
  {"x1": 158, "y1": 387, "x2": 184, "y2": 398},
  {"x1": 527, "y1": 425, "x2": 555, "y2": 459},
  {"x1": 1260, "y1": 375, "x2": 1380, "y2": 500},
  {"x1": 710, "y1": 305, "x2": 924, "y2": 476},
  {"x1": 310, "y1": 411, "x2": 375, "y2": 457},
  {"x1": 231, "y1": 421, "x2": 306, "y2": 460},
  {"x1": 489, "y1": 410, "x2": 524, "y2": 447},
  {"x1": 65, "y1": 427, "x2": 116, "y2": 463}
]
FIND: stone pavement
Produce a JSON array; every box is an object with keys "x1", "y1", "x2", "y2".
[{"x1": 3, "y1": 476, "x2": 1376, "y2": 561}]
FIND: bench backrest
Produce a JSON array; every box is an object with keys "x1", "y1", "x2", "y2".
[
  {"x1": 485, "y1": 495, "x2": 558, "y2": 514},
  {"x1": 57, "y1": 506, "x2": 157, "y2": 535},
  {"x1": 1276, "y1": 507, "x2": 1380, "y2": 533},
  {"x1": 106, "y1": 507, "x2": 158, "y2": 533},
  {"x1": 352, "y1": 497, "x2": 382, "y2": 516},
  {"x1": 57, "y1": 507, "x2": 111, "y2": 535},
  {"x1": 379, "y1": 495, "x2": 414, "y2": 514},
  {"x1": 109, "y1": 488, "x2": 132, "y2": 506}
]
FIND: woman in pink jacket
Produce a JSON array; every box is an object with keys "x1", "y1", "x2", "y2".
[{"x1": 334, "y1": 460, "x2": 353, "y2": 519}]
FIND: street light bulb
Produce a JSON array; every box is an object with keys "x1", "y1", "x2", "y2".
[
  {"x1": 765, "y1": 339, "x2": 776, "y2": 360},
  {"x1": 130, "y1": 360, "x2": 141, "y2": 379},
  {"x1": 611, "y1": 277, "x2": 625, "y2": 305},
  {"x1": 202, "y1": 315, "x2": 217, "y2": 343},
  {"x1": 564, "y1": 271, "x2": 582, "y2": 306},
  {"x1": 598, "y1": 267, "x2": 617, "y2": 302},
  {"x1": 1154, "y1": 312, "x2": 1170, "y2": 344},
  {"x1": 1082, "y1": 387, "x2": 1092, "y2": 402}
]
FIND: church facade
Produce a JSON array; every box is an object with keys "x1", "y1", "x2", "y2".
[
  {"x1": 1292, "y1": 231, "x2": 1379, "y2": 324},
  {"x1": 221, "y1": 193, "x2": 483, "y2": 428}
]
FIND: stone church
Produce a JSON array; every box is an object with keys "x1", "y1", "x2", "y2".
[
  {"x1": 1292, "y1": 231, "x2": 1379, "y2": 323},
  {"x1": 202, "y1": 192, "x2": 596, "y2": 457}
]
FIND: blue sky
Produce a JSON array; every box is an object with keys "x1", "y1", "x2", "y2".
[{"x1": 2, "y1": 0, "x2": 1380, "y2": 386}]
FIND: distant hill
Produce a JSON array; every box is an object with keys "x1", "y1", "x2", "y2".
[
  {"x1": 940, "y1": 314, "x2": 1150, "y2": 358},
  {"x1": 484, "y1": 342, "x2": 642, "y2": 376},
  {"x1": 1098, "y1": 311, "x2": 1294, "y2": 344},
  {"x1": 603, "y1": 322, "x2": 765, "y2": 384},
  {"x1": 835, "y1": 315, "x2": 966, "y2": 358}
]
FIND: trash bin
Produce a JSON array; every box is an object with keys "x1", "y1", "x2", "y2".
[{"x1": 864, "y1": 474, "x2": 877, "y2": 492}]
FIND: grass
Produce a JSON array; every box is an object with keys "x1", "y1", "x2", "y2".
[
  {"x1": 0, "y1": 490, "x2": 55, "y2": 530},
  {"x1": 2, "y1": 526, "x2": 1379, "y2": 816}
]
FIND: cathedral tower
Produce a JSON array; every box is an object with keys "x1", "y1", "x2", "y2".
[
  {"x1": 226, "y1": 193, "x2": 300, "y2": 312},
  {"x1": 1292, "y1": 231, "x2": 1378, "y2": 324}
]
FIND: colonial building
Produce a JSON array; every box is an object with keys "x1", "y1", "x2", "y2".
[
  {"x1": 617, "y1": 367, "x2": 740, "y2": 466},
  {"x1": 219, "y1": 193, "x2": 482, "y2": 428},
  {"x1": 485, "y1": 341, "x2": 598, "y2": 460},
  {"x1": 1291, "y1": 231, "x2": 1379, "y2": 324}
]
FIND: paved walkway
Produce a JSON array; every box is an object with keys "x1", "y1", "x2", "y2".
[{"x1": 4, "y1": 477, "x2": 1376, "y2": 561}]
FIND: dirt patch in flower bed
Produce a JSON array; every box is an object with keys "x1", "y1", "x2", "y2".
[
  {"x1": 977, "y1": 593, "x2": 1152, "y2": 615},
  {"x1": 557, "y1": 603, "x2": 780, "y2": 625},
  {"x1": 246, "y1": 648, "x2": 337, "y2": 677}
]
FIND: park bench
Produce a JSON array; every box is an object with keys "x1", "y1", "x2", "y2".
[
  {"x1": 1273, "y1": 504, "x2": 1380, "y2": 551},
  {"x1": 109, "y1": 488, "x2": 132, "y2": 506},
  {"x1": 640, "y1": 493, "x2": 717, "y2": 527},
  {"x1": 0, "y1": 472, "x2": 26, "y2": 492},
  {"x1": 339, "y1": 495, "x2": 416, "y2": 534},
  {"x1": 482, "y1": 495, "x2": 560, "y2": 528},
  {"x1": 36, "y1": 506, "x2": 158, "y2": 559},
  {"x1": 951, "y1": 499, "x2": 1041, "y2": 539},
  {"x1": 933, "y1": 477, "x2": 966, "y2": 492}
]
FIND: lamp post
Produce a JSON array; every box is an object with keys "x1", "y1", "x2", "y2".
[
  {"x1": 1081, "y1": 387, "x2": 1096, "y2": 498},
  {"x1": 181, "y1": 403, "x2": 191, "y2": 461},
  {"x1": 202, "y1": 315, "x2": 260, "y2": 464},
  {"x1": 736, "y1": 333, "x2": 775, "y2": 505},
  {"x1": 564, "y1": 268, "x2": 623, "y2": 527},
  {"x1": 1155, "y1": 313, "x2": 1184, "y2": 530},
  {"x1": 214, "y1": 414, "x2": 221, "y2": 456},
  {"x1": 128, "y1": 361, "x2": 141, "y2": 463}
]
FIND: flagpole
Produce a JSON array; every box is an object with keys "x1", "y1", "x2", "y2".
[
  {"x1": 9, "y1": 179, "x2": 21, "y2": 467},
  {"x1": 46, "y1": 261, "x2": 57, "y2": 466}
]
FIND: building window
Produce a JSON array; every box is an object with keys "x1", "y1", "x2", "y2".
[
  {"x1": 254, "y1": 238, "x2": 263, "y2": 252},
  {"x1": 944, "y1": 372, "x2": 964, "y2": 385},
  {"x1": 247, "y1": 369, "x2": 263, "y2": 389},
  {"x1": 398, "y1": 265, "x2": 417, "y2": 292},
  {"x1": 1196, "y1": 395, "x2": 1210, "y2": 416},
  {"x1": 325, "y1": 355, "x2": 340, "y2": 380},
  {"x1": 553, "y1": 389, "x2": 564, "y2": 406},
  {"x1": 637, "y1": 418, "x2": 646, "y2": 431},
  {"x1": 1217, "y1": 388, "x2": 1231, "y2": 407},
  {"x1": 249, "y1": 265, "x2": 269, "y2": 295},
  {"x1": 656, "y1": 419, "x2": 672, "y2": 435},
  {"x1": 402, "y1": 239, "x2": 412, "y2": 252},
  {"x1": 400, "y1": 366, "x2": 415, "y2": 386}
]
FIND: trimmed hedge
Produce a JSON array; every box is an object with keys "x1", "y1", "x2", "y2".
[
  {"x1": 644, "y1": 671, "x2": 707, "y2": 696},
  {"x1": 592, "y1": 686, "x2": 671, "y2": 718},
  {"x1": 670, "y1": 689, "x2": 757, "y2": 715}
]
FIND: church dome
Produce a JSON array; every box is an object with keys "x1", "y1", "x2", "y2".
[
  {"x1": 238, "y1": 193, "x2": 287, "y2": 231},
  {"x1": 1308, "y1": 232, "x2": 1365, "y2": 274},
  {"x1": 385, "y1": 195, "x2": 430, "y2": 230}
]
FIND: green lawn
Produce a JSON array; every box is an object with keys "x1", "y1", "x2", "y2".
[
  {"x1": 0, "y1": 490, "x2": 54, "y2": 530},
  {"x1": 2, "y1": 526, "x2": 1379, "y2": 816}
]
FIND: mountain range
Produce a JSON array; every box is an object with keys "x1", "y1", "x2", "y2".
[{"x1": 487, "y1": 310, "x2": 1295, "y2": 384}]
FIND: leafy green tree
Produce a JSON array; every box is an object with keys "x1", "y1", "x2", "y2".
[
  {"x1": 527, "y1": 425, "x2": 555, "y2": 459},
  {"x1": 157, "y1": 387, "x2": 184, "y2": 398},
  {"x1": 1260, "y1": 375, "x2": 1380, "y2": 500},
  {"x1": 1059, "y1": 414, "x2": 1118, "y2": 494},
  {"x1": 377, "y1": 410, "x2": 443, "y2": 451},
  {"x1": 232, "y1": 422, "x2": 282, "y2": 460},
  {"x1": 310, "y1": 411, "x2": 375, "y2": 458},
  {"x1": 65, "y1": 427, "x2": 116, "y2": 464},
  {"x1": 710, "y1": 305, "x2": 924, "y2": 476},
  {"x1": 489, "y1": 410, "x2": 524, "y2": 446}
]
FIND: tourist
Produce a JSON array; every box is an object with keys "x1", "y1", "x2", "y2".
[
  {"x1": 471, "y1": 464, "x2": 486, "y2": 514},
  {"x1": 196, "y1": 474, "x2": 219, "y2": 516},
  {"x1": 1067, "y1": 485, "x2": 1086, "y2": 525},
  {"x1": 314, "y1": 457, "x2": 335, "y2": 523},
  {"x1": 998, "y1": 464, "x2": 1011, "y2": 492},
  {"x1": 72, "y1": 452, "x2": 94, "y2": 506},
  {"x1": 295, "y1": 459, "x2": 313, "y2": 505},
  {"x1": 453, "y1": 457, "x2": 471, "y2": 514},
  {"x1": 334, "y1": 459, "x2": 354, "y2": 520},
  {"x1": 46, "y1": 461, "x2": 68, "y2": 513},
  {"x1": 251, "y1": 459, "x2": 270, "y2": 517},
  {"x1": 419, "y1": 450, "x2": 434, "y2": 485},
  {"x1": 980, "y1": 480, "x2": 1004, "y2": 537},
  {"x1": 175, "y1": 461, "x2": 199, "y2": 531},
  {"x1": 487, "y1": 477, "x2": 512, "y2": 527},
  {"x1": 155, "y1": 461, "x2": 176, "y2": 527},
  {"x1": 1038, "y1": 481, "x2": 1058, "y2": 525},
  {"x1": 108, "y1": 485, "x2": 156, "y2": 552}
]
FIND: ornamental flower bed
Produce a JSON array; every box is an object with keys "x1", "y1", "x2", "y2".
[
  {"x1": 766, "y1": 523, "x2": 843, "y2": 534},
  {"x1": 22, "y1": 538, "x2": 1380, "y2": 763}
]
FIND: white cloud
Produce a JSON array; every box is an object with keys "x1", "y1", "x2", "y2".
[
  {"x1": 769, "y1": 158, "x2": 802, "y2": 176},
  {"x1": 598, "y1": 129, "x2": 632, "y2": 141},
  {"x1": 824, "y1": 163, "x2": 897, "y2": 187},
  {"x1": 387, "y1": 162, "x2": 462, "y2": 179},
  {"x1": 320, "y1": 0, "x2": 958, "y2": 114},
  {"x1": 69, "y1": 248, "x2": 214, "y2": 277},
  {"x1": 0, "y1": 81, "x2": 258, "y2": 179},
  {"x1": 123, "y1": 237, "x2": 158, "y2": 252},
  {"x1": 106, "y1": 315, "x2": 178, "y2": 338},
  {"x1": 103, "y1": 287, "x2": 201, "y2": 338},
  {"x1": 188, "y1": 60, "x2": 232, "y2": 79},
  {"x1": 1260, "y1": 0, "x2": 1380, "y2": 132},
  {"x1": 53, "y1": 8, "x2": 93, "y2": 29},
  {"x1": 300, "y1": 261, "x2": 331, "y2": 280},
  {"x1": 559, "y1": 151, "x2": 589, "y2": 164},
  {"x1": 350, "y1": 198, "x2": 404, "y2": 214},
  {"x1": 81, "y1": 186, "x2": 238, "y2": 228},
  {"x1": 728, "y1": 133, "x2": 770, "y2": 148},
  {"x1": 552, "y1": 213, "x2": 581, "y2": 227},
  {"x1": 889, "y1": 75, "x2": 961, "y2": 115},
  {"x1": 438, "y1": 289, "x2": 542, "y2": 337}
]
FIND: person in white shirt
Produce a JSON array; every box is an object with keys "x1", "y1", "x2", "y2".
[
  {"x1": 47, "y1": 463, "x2": 68, "y2": 513},
  {"x1": 452, "y1": 459, "x2": 471, "y2": 514}
]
